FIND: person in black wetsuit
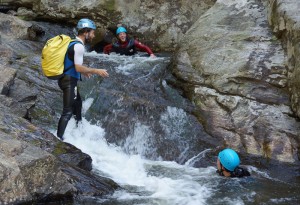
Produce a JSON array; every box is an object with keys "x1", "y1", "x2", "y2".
[
  {"x1": 57, "y1": 18, "x2": 109, "y2": 140},
  {"x1": 103, "y1": 26, "x2": 156, "y2": 57},
  {"x1": 216, "y1": 148, "x2": 250, "y2": 178}
]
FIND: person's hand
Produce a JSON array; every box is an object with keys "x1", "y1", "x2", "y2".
[
  {"x1": 150, "y1": 54, "x2": 156, "y2": 58},
  {"x1": 95, "y1": 69, "x2": 109, "y2": 77}
]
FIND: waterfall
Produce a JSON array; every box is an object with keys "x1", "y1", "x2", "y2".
[
  {"x1": 63, "y1": 117, "x2": 217, "y2": 205},
  {"x1": 59, "y1": 53, "x2": 299, "y2": 205}
]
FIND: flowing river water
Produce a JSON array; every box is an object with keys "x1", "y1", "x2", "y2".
[{"x1": 51, "y1": 52, "x2": 299, "y2": 205}]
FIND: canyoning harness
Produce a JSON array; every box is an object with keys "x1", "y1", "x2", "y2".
[
  {"x1": 112, "y1": 37, "x2": 136, "y2": 56},
  {"x1": 64, "y1": 40, "x2": 83, "y2": 80}
]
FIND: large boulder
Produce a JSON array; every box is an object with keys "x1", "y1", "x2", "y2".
[
  {"x1": 172, "y1": 0, "x2": 300, "y2": 162},
  {"x1": 0, "y1": 102, "x2": 119, "y2": 204}
]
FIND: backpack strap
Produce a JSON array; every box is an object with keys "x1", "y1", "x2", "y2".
[{"x1": 64, "y1": 40, "x2": 83, "y2": 72}]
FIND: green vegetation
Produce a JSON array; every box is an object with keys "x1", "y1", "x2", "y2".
[
  {"x1": 103, "y1": 0, "x2": 115, "y2": 11},
  {"x1": 53, "y1": 142, "x2": 68, "y2": 155}
]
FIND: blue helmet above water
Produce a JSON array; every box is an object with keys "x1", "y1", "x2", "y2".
[
  {"x1": 218, "y1": 148, "x2": 240, "y2": 171},
  {"x1": 77, "y1": 18, "x2": 96, "y2": 30},
  {"x1": 116, "y1": 26, "x2": 127, "y2": 35}
]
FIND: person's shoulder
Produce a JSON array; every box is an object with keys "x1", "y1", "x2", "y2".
[
  {"x1": 74, "y1": 42, "x2": 84, "y2": 48},
  {"x1": 73, "y1": 42, "x2": 85, "y2": 53},
  {"x1": 232, "y1": 166, "x2": 251, "y2": 178},
  {"x1": 133, "y1": 38, "x2": 141, "y2": 44}
]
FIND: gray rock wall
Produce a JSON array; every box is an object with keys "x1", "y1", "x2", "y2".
[
  {"x1": 0, "y1": 13, "x2": 118, "y2": 204},
  {"x1": 267, "y1": 0, "x2": 300, "y2": 119},
  {"x1": 2, "y1": 0, "x2": 216, "y2": 51},
  {"x1": 173, "y1": 0, "x2": 300, "y2": 162}
]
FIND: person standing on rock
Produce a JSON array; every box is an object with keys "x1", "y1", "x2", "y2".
[
  {"x1": 57, "y1": 18, "x2": 109, "y2": 140},
  {"x1": 216, "y1": 148, "x2": 250, "y2": 178},
  {"x1": 103, "y1": 26, "x2": 156, "y2": 57}
]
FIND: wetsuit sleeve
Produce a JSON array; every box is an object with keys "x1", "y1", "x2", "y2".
[
  {"x1": 104, "y1": 44, "x2": 113, "y2": 54},
  {"x1": 74, "y1": 43, "x2": 84, "y2": 65},
  {"x1": 134, "y1": 40, "x2": 154, "y2": 55}
]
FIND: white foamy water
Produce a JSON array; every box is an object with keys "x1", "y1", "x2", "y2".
[
  {"x1": 49, "y1": 52, "x2": 299, "y2": 205},
  {"x1": 60, "y1": 99, "x2": 219, "y2": 205}
]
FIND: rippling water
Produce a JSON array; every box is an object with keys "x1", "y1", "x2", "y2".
[
  {"x1": 57, "y1": 53, "x2": 299, "y2": 205},
  {"x1": 63, "y1": 116, "x2": 299, "y2": 205}
]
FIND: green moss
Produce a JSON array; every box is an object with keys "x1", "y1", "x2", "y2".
[
  {"x1": 17, "y1": 16, "x2": 33, "y2": 21},
  {"x1": 30, "y1": 108, "x2": 52, "y2": 122},
  {"x1": 270, "y1": 35, "x2": 278, "y2": 42},
  {"x1": 31, "y1": 64, "x2": 40, "y2": 70},
  {"x1": 103, "y1": 0, "x2": 115, "y2": 11},
  {"x1": 53, "y1": 142, "x2": 68, "y2": 155},
  {"x1": 262, "y1": 141, "x2": 272, "y2": 160},
  {"x1": 30, "y1": 139, "x2": 42, "y2": 146}
]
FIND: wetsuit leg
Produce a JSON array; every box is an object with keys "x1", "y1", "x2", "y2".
[{"x1": 57, "y1": 75, "x2": 78, "y2": 139}]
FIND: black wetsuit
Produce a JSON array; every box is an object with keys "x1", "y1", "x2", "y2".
[
  {"x1": 230, "y1": 166, "x2": 251, "y2": 178},
  {"x1": 217, "y1": 166, "x2": 250, "y2": 178},
  {"x1": 112, "y1": 38, "x2": 136, "y2": 55}
]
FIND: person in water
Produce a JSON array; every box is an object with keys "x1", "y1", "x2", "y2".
[
  {"x1": 216, "y1": 148, "x2": 250, "y2": 178},
  {"x1": 57, "y1": 18, "x2": 109, "y2": 140},
  {"x1": 103, "y1": 26, "x2": 156, "y2": 57}
]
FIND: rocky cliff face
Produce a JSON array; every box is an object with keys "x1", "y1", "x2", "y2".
[
  {"x1": 267, "y1": 0, "x2": 300, "y2": 119},
  {"x1": 172, "y1": 0, "x2": 300, "y2": 162},
  {"x1": 0, "y1": 0, "x2": 300, "y2": 203},
  {"x1": 0, "y1": 0, "x2": 216, "y2": 51}
]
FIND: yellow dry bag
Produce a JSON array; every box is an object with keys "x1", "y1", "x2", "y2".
[{"x1": 41, "y1": 34, "x2": 72, "y2": 80}]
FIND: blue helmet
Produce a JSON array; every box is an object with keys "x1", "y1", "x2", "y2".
[
  {"x1": 116, "y1": 26, "x2": 127, "y2": 35},
  {"x1": 218, "y1": 148, "x2": 240, "y2": 171},
  {"x1": 77, "y1": 18, "x2": 96, "y2": 30}
]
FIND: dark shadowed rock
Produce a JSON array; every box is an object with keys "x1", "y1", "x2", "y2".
[{"x1": 0, "y1": 102, "x2": 119, "y2": 205}]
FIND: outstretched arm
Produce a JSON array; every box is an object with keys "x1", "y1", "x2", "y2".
[
  {"x1": 75, "y1": 64, "x2": 109, "y2": 78},
  {"x1": 134, "y1": 40, "x2": 156, "y2": 57},
  {"x1": 73, "y1": 43, "x2": 109, "y2": 78},
  {"x1": 103, "y1": 44, "x2": 113, "y2": 54}
]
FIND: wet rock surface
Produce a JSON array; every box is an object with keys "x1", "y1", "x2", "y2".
[
  {"x1": 0, "y1": 103, "x2": 119, "y2": 205},
  {"x1": 2, "y1": 0, "x2": 216, "y2": 51},
  {"x1": 173, "y1": 0, "x2": 300, "y2": 163},
  {"x1": 267, "y1": 0, "x2": 300, "y2": 119},
  {"x1": 0, "y1": 0, "x2": 300, "y2": 204},
  {"x1": 0, "y1": 12, "x2": 118, "y2": 205}
]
